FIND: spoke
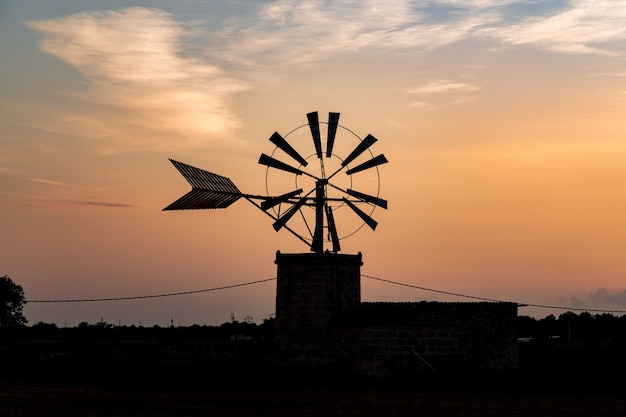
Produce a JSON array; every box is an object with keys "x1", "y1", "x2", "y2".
[
  {"x1": 273, "y1": 197, "x2": 307, "y2": 231},
  {"x1": 244, "y1": 196, "x2": 311, "y2": 247},
  {"x1": 260, "y1": 189, "x2": 303, "y2": 210},
  {"x1": 299, "y1": 206, "x2": 314, "y2": 238},
  {"x1": 272, "y1": 187, "x2": 316, "y2": 231}
]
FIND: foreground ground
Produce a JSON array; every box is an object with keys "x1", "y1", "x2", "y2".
[
  {"x1": 2, "y1": 367, "x2": 625, "y2": 417},
  {"x1": 2, "y1": 319, "x2": 625, "y2": 416}
]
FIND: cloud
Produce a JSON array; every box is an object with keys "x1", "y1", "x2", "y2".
[
  {"x1": 26, "y1": 7, "x2": 249, "y2": 150},
  {"x1": 408, "y1": 79, "x2": 481, "y2": 109},
  {"x1": 215, "y1": 0, "x2": 500, "y2": 70},
  {"x1": 19, "y1": 177, "x2": 135, "y2": 209},
  {"x1": 482, "y1": 0, "x2": 626, "y2": 55},
  {"x1": 218, "y1": 0, "x2": 626, "y2": 75},
  {"x1": 22, "y1": 1, "x2": 626, "y2": 148},
  {"x1": 560, "y1": 288, "x2": 626, "y2": 312},
  {"x1": 606, "y1": 290, "x2": 626, "y2": 307},
  {"x1": 590, "y1": 71, "x2": 626, "y2": 77},
  {"x1": 76, "y1": 201, "x2": 135, "y2": 208},
  {"x1": 441, "y1": 0, "x2": 519, "y2": 6},
  {"x1": 0, "y1": 166, "x2": 18, "y2": 174},
  {"x1": 27, "y1": 177, "x2": 80, "y2": 188},
  {"x1": 409, "y1": 80, "x2": 480, "y2": 94}
]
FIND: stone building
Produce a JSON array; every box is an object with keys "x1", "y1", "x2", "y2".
[{"x1": 275, "y1": 251, "x2": 518, "y2": 373}]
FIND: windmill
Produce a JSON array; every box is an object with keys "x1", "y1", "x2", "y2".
[
  {"x1": 165, "y1": 111, "x2": 388, "y2": 349},
  {"x1": 164, "y1": 111, "x2": 388, "y2": 254}
]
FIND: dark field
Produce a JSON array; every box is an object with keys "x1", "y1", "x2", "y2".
[
  {"x1": 3, "y1": 317, "x2": 626, "y2": 416},
  {"x1": 1, "y1": 382, "x2": 624, "y2": 417},
  {"x1": 3, "y1": 368, "x2": 626, "y2": 417}
]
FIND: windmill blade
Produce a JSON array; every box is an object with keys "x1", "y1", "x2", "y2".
[
  {"x1": 346, "y1": 188, "x2": 388, "y2": 209},
  {"x1": 341, "y1": 134, "x2": 378, "y2": 167},
  {"x1": 325, "y1": 205, "x2": 341, "y2": 252},
  {"x1": 307, "y1": 111, "x2": 322, "y2": 159},
  {"x1": 273, "y1": 197, "x2": 307, "y2": 231},
  {"x1": 345, "y1": 154, "x2": 388, "y2": 175},
  {"x1": 259, "y1": 153, "x2": 304, "y2": 175},
  {"x1": 260, "y1": 189, "x2": 303, "y2": 210},
  {"x1": 164, "y1": 159, "x2": 242, "y2": 210},
  {"x1": 269, "y1": 131, "x2": 308, "y2": 167},
  {"x1": 326, "y1": 112, "x2": 340, "y2": 157},
  {"x1": 343, "y1": 198, "x2": 378, "y2": 230}
]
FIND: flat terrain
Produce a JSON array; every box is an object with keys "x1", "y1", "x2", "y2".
[
  {"x1": 3, "y1": 370, "x2": 625, "y2": 417},
  {"x1": 3, "y1": 319, "x2": 626, "y2": 416}
]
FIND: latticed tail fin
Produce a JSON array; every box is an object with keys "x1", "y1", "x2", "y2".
[{"x1": 163, "y1": 159, "x2": 242, "y2": 210}]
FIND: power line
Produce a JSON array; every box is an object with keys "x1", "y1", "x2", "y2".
[
  {"x1": 26, "y1": 278, "x2": 277, "y2": 303},
  {"x1": 25, "y1": 274, "x2": 626, "y2": 315},
  {"x1": 362, "y1": 274, "x2": 626, "y2": 314}
]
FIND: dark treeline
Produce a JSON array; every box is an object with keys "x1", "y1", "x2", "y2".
[
  {"x1": 0, "y1": 317, "x2": 276, "y2": 353},
  {"x1": 517, "y1": 312, "x2": 626, "y2": 375},
  {"x1": 3, "y1": 310, "x2": 624, "y2": 343},
  {"x1": 2, "y1": 312, "x2": 626, "y2": 379},
  {"x1": 517, "y1": 311, "x2": 626, "y2": 343},
  {"x1": 3, "y1": 311, "x2": 626, "y2": 347},
  {"x1": 0, "y1": 317, "x2": 278, "y2": 383}
]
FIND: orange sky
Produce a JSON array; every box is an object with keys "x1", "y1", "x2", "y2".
[{"x1": 2, "y1": 1, "x2": 626, "y2": 326}]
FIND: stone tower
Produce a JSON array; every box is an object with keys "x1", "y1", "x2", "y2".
[{"x1": 274, "y1": 251, "x2": 362, "y2": 350}]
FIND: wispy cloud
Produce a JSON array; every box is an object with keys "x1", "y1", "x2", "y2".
[
  {"x1": 18, "y1": 177, "x2": 135, "y2": 209},
  {"x1": 0, "y1": 166, "x2": 18, "y2": 174},
  {"x1": 26, "y1": 7, "x2": 249, "y2": 150},
  {"x1": 408, "y1": 79, "x2": 481, "y2": 109},
  {"x1": 27, "y1": 177, "x2": 80, "y2": 188},
  {"x1": 216, "y1": 0, "x2": 626, "y2": 74},
  {"x1": 213, "y1": 0, "x2": 501, "y2": 72},
  {"x1": 606, "y1": 290, "x2": 626, "y2": 307},
  {"x1": 23, "y1": 1, "x2": 626, "y2": 148},
  {"x1": 482, "y1": 0, "x2": 626, "y2": 55},
  {"x1": 409, "y1": 80, "x2": 480, "y2": 94},
  {"x1": 561, "y1": 288, "x2": 626, "y2": 311},
  {"x1": 590, "y1": 71, "x2": 626, "y2": 77},
  {"x1": 75, "y1": 201, "x2": 135, "y2": 208}
]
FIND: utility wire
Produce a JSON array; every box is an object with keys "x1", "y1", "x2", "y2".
[
  {"x1": 26, "y1": 278, "x2": 276, "y2": 303},
  {"x1": 361, "y1": 274, "x2": 626, "y2": 314},
  {"x1": 25, "y1": 274, "x2": 626, "y2": 315}
]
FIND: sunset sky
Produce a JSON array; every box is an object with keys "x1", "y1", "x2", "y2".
[{"x1": 2, "y1": 0, "x2": 626, "y2": 326}]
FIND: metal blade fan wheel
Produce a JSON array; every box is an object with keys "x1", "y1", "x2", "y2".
[{"x1": 261, "y1": 111, "x2": 387, "y2": 253}]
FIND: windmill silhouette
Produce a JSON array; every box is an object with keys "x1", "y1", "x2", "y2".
[{"x1": 164, "y1": 111, "x2": 388, "y2": 253}]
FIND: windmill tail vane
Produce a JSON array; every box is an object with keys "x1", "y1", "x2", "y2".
[
  {"x1": 163, "y1": 159, "x2": 244, "y2": 210},
  {"x1": 164, "y1": 111, "x2": 389, "y2": 254}
]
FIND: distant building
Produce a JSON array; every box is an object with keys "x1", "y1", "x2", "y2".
[{"x1": 275, "y1": 251, "x2": 518, "y2": 374}]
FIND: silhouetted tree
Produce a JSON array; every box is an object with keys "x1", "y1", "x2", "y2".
[{"x1": 0, "y1": 275, "x2": 27, "y2": 327}]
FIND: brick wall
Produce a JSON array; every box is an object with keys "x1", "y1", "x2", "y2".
[
  {"x1": 330, "y1": 301, "x2": 518, "y2": 371},
  {"x1": 274, "y1": 251, "x2": 362, "y2": 350}
]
